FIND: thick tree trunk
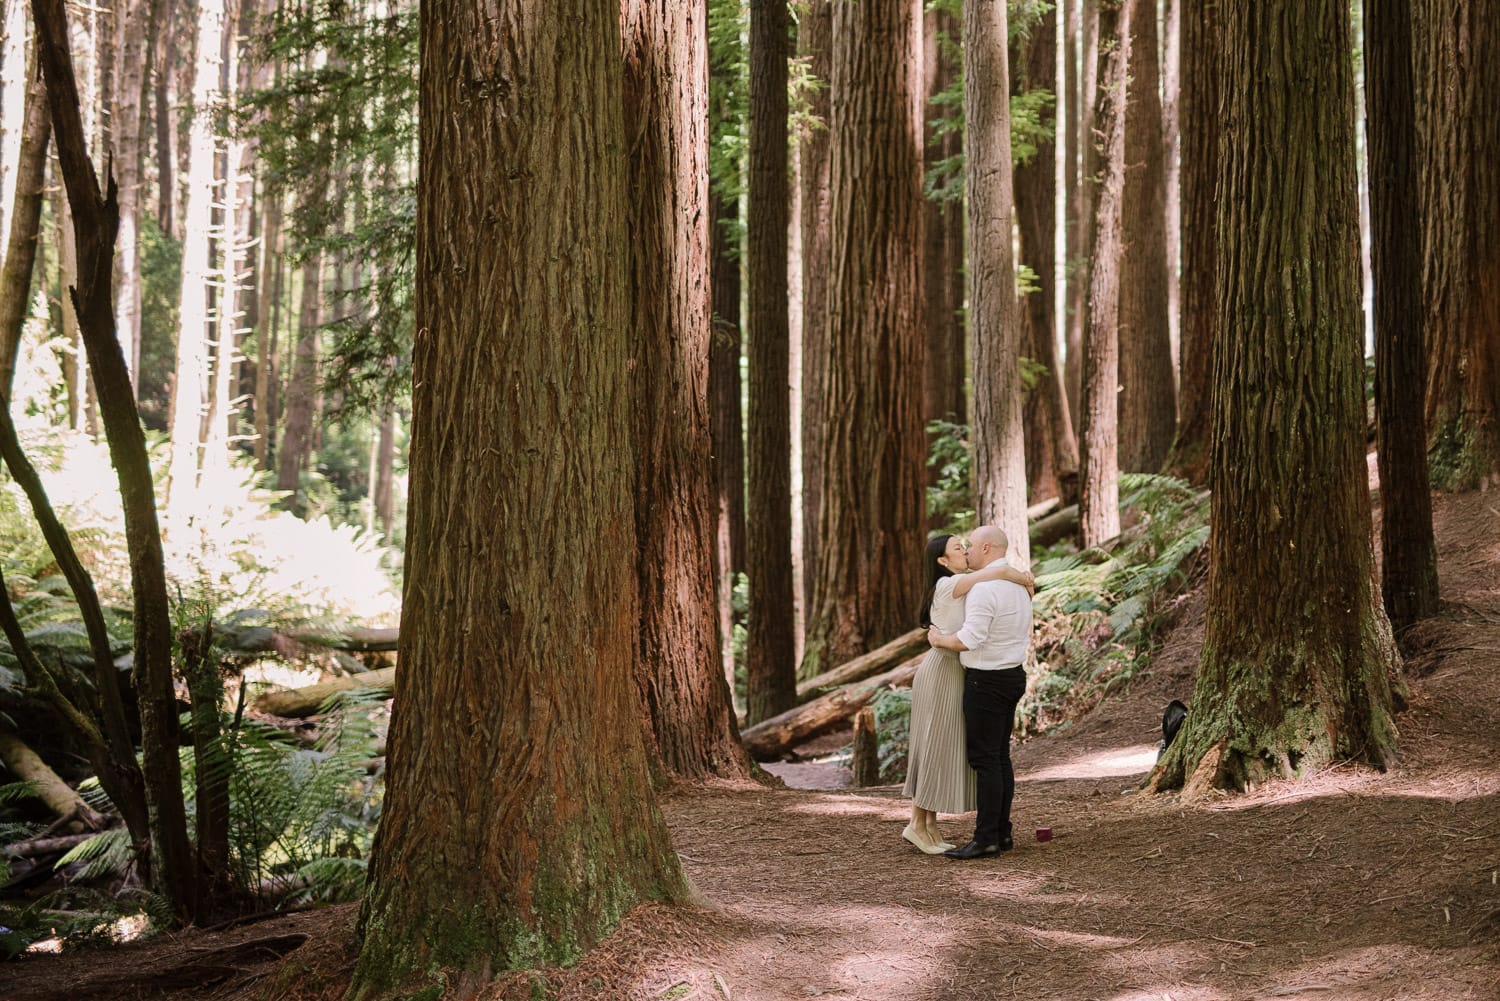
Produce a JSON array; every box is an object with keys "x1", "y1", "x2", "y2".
[
  {"x1": 166, "y1": 0, "x2": 226, "y2": 509},
  {"x1": 798, "y1": 0, "x2": 831, "y2": 618},
  {"x1": 1063, "y1": 0, "x2": 1078, "y2": 334},
  {"x1": 275, "y1": 252, "x2": 320, "y2": 499},
  {"x1": 1418, "y1": 0, "x2": 1500, "y2": 489},
  {"x1": 967, "y1": 0, "x2": 1027, "y2": 560},
  {"x1": 111, "y1": 0, "x2": 148, "y2": 393},
  {"x1": 1116, "y1": 0, "x2": 1176, "y2": 474},
  {"x1": 33, "y1": 0, "x2": 197, "y2": 921},
  {"x1": 349, "y1": 0, "x2": 686, "y2": 989},
  {"x1": 745, "y1": 0, "x2": 797, "y2": 723},
  {"x1": 921, "y1": 5, "x2": 964, "y2": 432},
  {"x1": 0, "y1": 54, "x2": 48, "y2": 397},
  {"x1": 1064, "y1": 0, "x2": 1099, "y2": 424},
  {"x1": 1367, "y1": 0, "x2": 1438, "y2": 633},
  {"x1": 1153, "y1": 0, "x2": 1401, "y2": 796},
  {"x1": 1015, "y1": 9, "x2": 1077, "y2": 507},
  {"x1": 621, "y1": 0, "x2": 753, "y2": 779},
  {"x1": 806, "y1": 0, "x2": 926, "y2": 673},
  {"x1": 1077, "y1": 0, "x2": 1130, "y2": 548},
  {"x1": 1164, "y1": 0, "x2": 1217, "y2": 485}
]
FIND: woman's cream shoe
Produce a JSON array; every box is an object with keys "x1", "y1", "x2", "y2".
[
  {"x1": 927, "y1": 826, "x2": 956, "y2": 852},
  {"x1": 902, "y1": 824, "x2": 948, "y2": 854}
]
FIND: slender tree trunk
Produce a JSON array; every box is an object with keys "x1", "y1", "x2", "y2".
[
  {"x1": 33, "y1": 0, "x2": 197, "y2": 922},
  {"x1": 349, "y1": 0, "x2": 686, "y2": 987},
  {"x1": 798, "y1": 0, "x2": 831, "y2": 619},
  {"x1": 745, "y1": 0, "x2": 796, "y2": 722},
  {"x1": 1116, "y1": 0, "x2": 1175, "y2": 473},
  {"x1": 967, "y1": 0, "x2": 1027, "y2": 560},
  {"x1": 51, "y1": 178, "x2": 85, "y2": 429},
  {"x1": 253, "y1": 184, "x2": 280, "y2": 467},
  {"x1": 1418, "y1": 0, "x2": 1500, "y2": 489},
  {"x1": 0, "y1": 51, "x2": 48, "y2": 397},
  {"x1": 806, "y1": 0, "x2": 925, "y2": 672},
  {"x1": 1064, "y1": 0, "x2": 1099, "y2": 424},
  {"x1": 921, "y1": 5, "x2": 963, "y2": 432},
  {"x1": 374, "y1": 401, "x2": 395, "y2": 535},
  {"x1": 276, "y1": 251, "x2": 320, "y2": 500},
  {"x1": 1154, "y1": 0, "x2": 1401, "y2": 795},
  {"x1": 1063, "y1": 0, "x2": 1078, "y2": 338},
  {"x1": 1015, "y1": 8, "x2": 1077, "y2": 506},
  {"x1": 621, "y1": 0, "x2": 753, "y2": 777},
  {"x1": 111, "y1": 0, "x2": 148, "y2": 394},
  {"x1": 0, "y1": 0, "x2": 29, "y2": 246},
  {"x1": 150, "y1": 0, "x2": 175, "y2": 236},
  {"x1": 167, "y1": 0, "x2": 225, "y2": 510},
  {"x1": 1078, "y1": 0, "x2": 1130, "y2": 548},
  {"x1": 1367, "y1": 0, "x2": 1437, "y2": 633},
  {"x1": 1161, "y1": 0, "x2": 1181, "y2": 374},
  {"x1": 1164, "y1": 0, "x2": 1216, "y2": 484}
]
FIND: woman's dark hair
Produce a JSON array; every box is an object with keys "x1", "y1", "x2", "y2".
[{"x1": 918, "y1": 534, "x2": 955, "y2": 627}]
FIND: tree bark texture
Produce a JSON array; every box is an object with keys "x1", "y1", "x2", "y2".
[
  {"x1": 745, "y1": 0, "x2": 797, "y2": 722},
  {"x1": 798, "y1": 0, "x2": 831, "y2": 617},
  {"x1": 374, "y1": 402, "x2": 396, "y2": 536},
  {"x1": 350, "y1": 0, "x2": 686, "y2": 989},
  {"x1": 966, "y1": 0, "x2": 1026, "y2": 560},
  {"x1": 275, "y1": 251, "x2": 320, "y2": 498},
  {"x1": 1165, "y1": 0, "x2": 1216, "y2": 485},
  {"x1": 111, "y1": 0, "x2": 149, "y2": 392},
  {"x1": 707, "y1": 185, "x2": 743, "y2": 691},
  {"x1": 150, "y1": 0, "x2": 175, "y2": 236},
  {"x1": 32, "y1": 0, "x2": 196, "y2": 921},
  {"x1": 253, "y1": 186, "x2": 281, "y2": 467},
  {"x1": 807, "y1": 0, "x2": 926, "y2": 673},
  {"x1": 1077, "y1": 0, "x2": 1130, "y2": 548},
  {"x1": 921, "y1": 5, "x2": 964, "y2": 432},
  {"x1": 1367, "y1": 0, "x2": 1438, "y2": 633},
  {"x1": 621, "y1": 0, "x2": 752, "y2": 779},
  {"x1": 1115, "y1": 0, "x2": 1175, "y2": 474},
  {"x1": 1154, "y1": 0, "x2": 1401, "y2": 795},
  {"x1": 1064, "y1": 0, "x2": 1099, "y2": 423},
  {"x1": 1015, "y1": 9, "x2": 1078, "y2": 506},
  {"x1": 1417, "y1": 0, "x2": 1500, "y2": 489},
  {"x1": 0, "y1": 53, "x2": 48, "y2": 397}
]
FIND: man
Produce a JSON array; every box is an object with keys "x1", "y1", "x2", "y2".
[{"x1": 927, "y1": 524, "x2": 1033, "y2": 859}]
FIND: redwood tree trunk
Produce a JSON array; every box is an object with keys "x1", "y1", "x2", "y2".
[
  {"x1": 1064, "y1": 0, "x2": 1099, "y2": 423},
  {"x1": 349, "y1": 0, "x2": 686, "y2": 988},
  {"x1": 798, "y1": 0, "x2": 831, "y2": 617},
  {"x1": 1367, "y1": 0, "x2": 1438, "y2": 633},
  {"x1": 1077, "y1": 0, "x2": 1130, "y2": 548},
  {"x1": 806, "y1": 0, "x2": 925, "y2": 672},
  {"x1": 745, "y1": 0, "x2": 796, "y2": 722},
  {"x1": 1418, "y1": 0, "x2": 1500, "y2": 489},
  {"x1": 621, "y1": 0, "x2": 753, "y2": 778},
  {"x1": 275, "y1": 252, "x2": 320, "y2": 499},
  {"x1": 1015, "y1": 8, "x2": 1077, "y2": 506},
  {"x1": 921, "y1": 5, "x2": 963, "y2": 432},
  {"x1": 1116, "y1": 0, "x2": 1176, "y2": 473},
  {"x1": 967, "y1": 0, "x2": 1027, "y2": 560},
  {"x1": 1165, "y1": 0, "x2": 1216, "y2": 485},
  {"x1": 1154, "y1": 0, "x2": 1401, "y2": 795},
  {"x1": 0, "y1": 51, "x2": 49, "y2": 397}
]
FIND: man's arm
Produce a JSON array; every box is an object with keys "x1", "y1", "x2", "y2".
[{"x1": 929, "y1": 585, "x2": 998, "y2": 652}]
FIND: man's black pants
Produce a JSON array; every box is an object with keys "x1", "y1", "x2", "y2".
[{"x1": 963, "y1": 666, "x2": 1027, "y2": 845}]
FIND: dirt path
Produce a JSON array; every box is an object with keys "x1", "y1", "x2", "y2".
[{"x1": 4, "y1": 492, "x2": 1498, "y2": 1001}]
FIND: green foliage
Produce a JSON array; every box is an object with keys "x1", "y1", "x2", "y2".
[
  {"x1": 55, "y1": 828, "x2": 133, "y2": 883},
  {"x1": 709, "y1": 0, "x2": 749, "y2": 215},
  {"x1": 926, "y1": 419, "x2": 975, "y2": 536},
  {"x1": 870, "y1": 687, "x2": 913, "y2": 780},
  {"x1": 246, "y1": 0, "x2": 417, "y2": 414},
  {"x1": 136, "y1": 214, "x2": 182, "y2": 431}
]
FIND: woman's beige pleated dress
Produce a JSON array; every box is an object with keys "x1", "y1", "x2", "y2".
[{"x1": 902, "y1": 575, "x2": 976, "y2": 813}]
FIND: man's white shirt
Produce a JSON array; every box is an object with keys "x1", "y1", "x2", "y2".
[{"x1": 954, "y1": 557, "x2": 1033, "y2": 670}]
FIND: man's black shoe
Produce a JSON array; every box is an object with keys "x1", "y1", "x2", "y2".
[{"x1": 943, "y1": 839, "x2": 1002, "y2": 860}]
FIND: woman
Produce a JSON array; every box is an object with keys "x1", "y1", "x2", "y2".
[{"x1": 901, "y1": 534, "x2": 1033, "y2": 853}]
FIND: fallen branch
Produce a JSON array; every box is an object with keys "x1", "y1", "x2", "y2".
[
  {"x1": 3, "y1": 830, "x2": 97, "y2": 857},
  {"x1": 0, "y1": 725, "x2": 106, "y2": 832},
  {"x1": 741, "y1": 654, "x2": 923, "y2": 761},
  {"x1": 254, "y1": 667, "x2": 396, "y2": 718}
]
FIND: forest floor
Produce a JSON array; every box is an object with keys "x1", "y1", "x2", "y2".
[{"x1": 4, "y1": 487, "x2": 1499, "y2": 1001}]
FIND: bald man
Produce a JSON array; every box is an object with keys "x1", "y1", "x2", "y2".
[{"x1": 927, "y1": 524, "x2": 1033, "y2": 859}]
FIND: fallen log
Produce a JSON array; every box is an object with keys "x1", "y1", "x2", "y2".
[
  {"x1": 0, "y1": 725, "x2": 107, "y2": 832},
  {"x1": 3, "y1": 830, "x2": 97, "y2": 858},
  {"x1": 1030, "y1": 503, "x2": 1080, "y2": 548},
  {"x1": 795, "y1": 627, "x2": 926, "y2": 701},
  {"x1": 742, "y1": 654, "x2": 923, "y2": 761},
  {"x1": 254, "y1": 667, "x2": 396, "y2": 718},
  {"x1": 218, "y1": 625, "x2": 399, "y2": 658}
]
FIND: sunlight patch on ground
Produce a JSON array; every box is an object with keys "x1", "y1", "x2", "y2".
[
  {"x1": 1021, "y1": 744, "x2": 1159, "y2": 782},
  {"x1": 783, "y1": 796, "x2": 908, "y2": 820}
]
